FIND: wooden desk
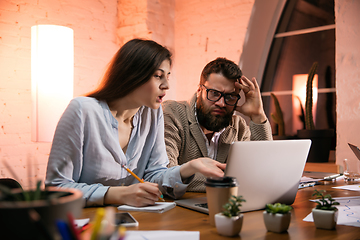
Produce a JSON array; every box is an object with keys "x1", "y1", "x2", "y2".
[
  {"x1": 81, "y1": 180, "x2": 360, "y2": 239},
  {"x1": 304, "y1": 162, "x2": 342, "y2": 173}
]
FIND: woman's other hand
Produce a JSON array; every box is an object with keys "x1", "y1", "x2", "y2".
[{"x1": 180, "y1": 157, "x2": 226, "y2": 180}]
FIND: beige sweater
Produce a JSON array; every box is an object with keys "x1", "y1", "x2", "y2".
[{"x1": 163, "y1": 94, "x2": 273, "y2": 192}]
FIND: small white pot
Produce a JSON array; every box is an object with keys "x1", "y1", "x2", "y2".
[
  {"x1": 214, "y1": 213, "x2": 244, "y2": 237},
  {"x1": 263, "y1": 211, "x2": 291, "y2": 233},
  {"x1": 312, "y1": 208, "x2": 338, "y2": 230}
]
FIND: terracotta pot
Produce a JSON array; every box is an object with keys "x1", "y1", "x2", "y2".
[
  {"x1": 312, "y1": 208, "x2": 338, "y2": 230},
  {"x1": 215, "y1": 212, "x2": 244, "y2": 237},
  {"x1": 263, "y1": 211, "x2": 291, "y2": 233},
  {"x1": 0, "y1": 187, "x2": 84, "y2": 240}
]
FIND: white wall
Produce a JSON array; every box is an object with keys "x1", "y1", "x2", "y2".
[{"x1": 335, "y1": 0, "x2": 360, "y2": 172}]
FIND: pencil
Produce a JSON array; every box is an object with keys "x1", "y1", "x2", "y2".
[{"x1": 121, "y1": 164, "x2": 165, "y2": 202}]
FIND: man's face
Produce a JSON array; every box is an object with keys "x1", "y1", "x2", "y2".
[{"x1": 196, "y1": 73, "x2": 238, "y2": 132}]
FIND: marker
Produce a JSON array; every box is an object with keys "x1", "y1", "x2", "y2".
[
  {"x1": 118, "y1": 225, "x2": 126, "y2": 240},
  {"x1": 121, "y1": 164, "x2": 165, "y2": 202},
  {"x1": 299, "y1": 182, "x2": 316, "y2": 189},
  {"x1": 67, "y1": 212, "x2": 81, "y2": 240},
  {"x1": 90, "y1": 208, "x2": 105, "y2": 240},
  {"x1": 56, "y1": 220, "x2": 72, "y2": 240}
]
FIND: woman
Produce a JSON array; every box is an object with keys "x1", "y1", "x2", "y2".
[{"x1": 45, "y1": 39, "x2": 225, "y2": 207}]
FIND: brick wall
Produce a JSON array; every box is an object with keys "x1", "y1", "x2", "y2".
[
  {"x1": 174, "y1": 0, "x2": 255, "y2": 101},
  {"x1": 0, "y1": 0, "x2": 118, "y2": 189}
]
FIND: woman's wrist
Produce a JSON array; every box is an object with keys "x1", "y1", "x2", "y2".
[{"x1": 104, "y1": 186, "x2": 125, "y2": 205}]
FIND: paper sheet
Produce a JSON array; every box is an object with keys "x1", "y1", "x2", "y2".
[
  {"x1": 120, "y1": 231, "x2": 199, "y2": 240},
  {"x1": 300, "y1": 176, "x2": 323, "y2": 183},
  {"x1": 303, "y1": 196, "x2": 360, "y2": 227},
  {"x1": 333, "y1": 184, "x2": 360, "y2": 191},
  {"x1": 74, "y1": 218, "x2": 90, "y2": 228}
]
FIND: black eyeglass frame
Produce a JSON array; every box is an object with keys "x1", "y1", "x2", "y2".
[{"x1": 200, "y1": 85, "x2": 241, "y2": 106}]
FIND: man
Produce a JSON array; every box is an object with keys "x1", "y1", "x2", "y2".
[{"x1": 162, "y1": 58, "x2": 273, "y2": 192}]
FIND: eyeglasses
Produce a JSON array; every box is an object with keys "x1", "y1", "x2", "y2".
[{"x1": 201, "y1": 85, "x2": 240, "y2": 106}]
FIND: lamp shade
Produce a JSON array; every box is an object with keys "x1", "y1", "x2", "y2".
[{"x1": 31, "y1": 25, "x2": 74, "y2": 142}]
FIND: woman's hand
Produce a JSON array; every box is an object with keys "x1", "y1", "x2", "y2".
[
  {"x1": 104, "y1": 182, "x2": 162, "y2": 207},
  {"x1": 180, "y1": 157, "x2": 226, "y2": 180}
]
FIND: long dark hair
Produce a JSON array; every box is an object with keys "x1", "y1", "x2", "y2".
[{"x1": 87, "y1": 39, "x2": 172, "y2": 102}]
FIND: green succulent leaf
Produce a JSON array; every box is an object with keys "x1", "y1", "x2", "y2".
[
  {"x1": 221, "y1": 195, "x2": 246, "y2": 218},
  {"x1": 312, "y1": 189, "x2": 339, "y2": 211},
  {"x1": 265, "y1": 203, "x2": 292, "y2": 214}
]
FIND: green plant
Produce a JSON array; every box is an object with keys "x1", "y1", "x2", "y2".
[
  {"x1": 312, "y1": 189, "x2": 339, "y2": 210},
  {"x1": 0, "y1": 180, "x2": 69, "y2": 203},
  {"x1": 221, "y1": 195, "x2": 246, "y2": 218},
  {"x1": 265, "y1": 203, "x2": 292, "y2": 214},
  {"x1": 0, "y1": 180, "x2": 41, "y2": 201},
  {"x1": 270, "y1": 93, "x2": 285, "y2": 136},
  {"x1": 305, "y1": 62, "x2": 318, "y2": 130}
]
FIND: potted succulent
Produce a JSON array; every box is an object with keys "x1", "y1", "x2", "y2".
[
  {"x1": 297, "y1": 62, "x2": 334, "y2": 162},
  {"x1": 214, "y1": 195, "x2": 246, "y2": 237},
  {"x1": 311, "y1": 189, "x2": 339, "y2": 230},
  {"x1": 263, "y1": 203, "x2": 292, "y2": 233},
  {"x1": 0, "y1": 162, "x2": 84, "y2": 240}
]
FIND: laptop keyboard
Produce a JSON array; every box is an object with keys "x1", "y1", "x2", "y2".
[{"x1": 195, "y1": 203, "x2": 208, "y2": 209}]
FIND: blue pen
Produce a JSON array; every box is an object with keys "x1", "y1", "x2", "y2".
[{"x1": 56, "y1": 220, "x2": 72, "y2": 240}]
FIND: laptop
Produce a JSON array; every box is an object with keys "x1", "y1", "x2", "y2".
[
  {"x1": 175, "y1": 139, "x2": 312, "y2": 214},
  {"x1": 349, "y1": 143, "x2": 360, "y2": 160}
]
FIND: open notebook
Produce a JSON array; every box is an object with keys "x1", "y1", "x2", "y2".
[{"x1": 175, "y1": 139, "x2": 312, "y2": 214}]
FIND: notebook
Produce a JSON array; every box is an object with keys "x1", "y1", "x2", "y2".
[
  {"x1": 175, "y1": 139, "x2": 312, "y2": 214},
  {"x1": 118, "y1": 202, "x2": 176, "y2": 213}
]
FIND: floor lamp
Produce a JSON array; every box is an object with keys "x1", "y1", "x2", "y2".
[{"x1": 31, "y1": 25, "x2": 74, "y2": 142}]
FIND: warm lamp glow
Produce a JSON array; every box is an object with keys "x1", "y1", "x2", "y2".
[
  {"x1": 31, "y1": 25, "x2": 74, "y2": 142},
  {"x1": 292, "y1": 74, "x2": 318, "y2": 133}
]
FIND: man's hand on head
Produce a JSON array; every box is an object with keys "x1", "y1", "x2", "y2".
[{"x1": 235, "y1": 76, "x2": 267, "y2": 124}]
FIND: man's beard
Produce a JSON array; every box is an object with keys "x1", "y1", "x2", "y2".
[{"x1": 196, "y1": 97, "x2": 234, "y2": 132}]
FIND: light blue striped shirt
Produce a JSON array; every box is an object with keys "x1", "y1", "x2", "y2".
[{"x1": 45, "y1": 97, "x2": 189, "y2": 206}]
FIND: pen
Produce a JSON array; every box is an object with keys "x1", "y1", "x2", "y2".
[{"x1": 121, "y1": 164, "x2": 165, "y2": 202}]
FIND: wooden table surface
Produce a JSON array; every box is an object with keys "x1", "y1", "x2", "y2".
[{"x1": 81, "y1": 179, "x2": 360, "y2": 239}]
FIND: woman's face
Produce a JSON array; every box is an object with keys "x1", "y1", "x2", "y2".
[{"x1": 132, "y1": 59, "x2": 171, "y2": 109}]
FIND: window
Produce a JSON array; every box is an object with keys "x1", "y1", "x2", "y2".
[{"x1": 260, "y1": 0, "x2": 335, "y2": 137}]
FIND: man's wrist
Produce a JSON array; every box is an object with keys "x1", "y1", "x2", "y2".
[{"x1": 250, "y1": 113, "x2": 267, "y2": 124}]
